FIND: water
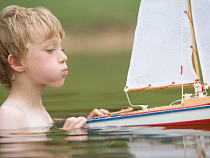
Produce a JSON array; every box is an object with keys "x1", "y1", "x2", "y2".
[{"x1": 1, "y1": 111, "x2": 210, "y2": 158}]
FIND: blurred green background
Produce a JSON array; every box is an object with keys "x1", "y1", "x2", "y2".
[
  {"x1": 0, "y1": 0, "x2": 186, "y2": 117},
  {"x1": 0, "y1": 0, "x2": 140, "y2": 32}
]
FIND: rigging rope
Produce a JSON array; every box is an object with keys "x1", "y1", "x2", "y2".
[{"x1": 125, "y1": 91, "x2": 148, "y2": 111}]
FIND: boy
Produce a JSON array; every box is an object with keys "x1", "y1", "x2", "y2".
[{"x1": 0, "y1": 5, "x2": 108, "y2": 130}]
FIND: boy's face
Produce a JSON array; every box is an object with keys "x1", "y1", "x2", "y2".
[{"x1": 23, "y1": 36, "x2": 68, "y2": 88}]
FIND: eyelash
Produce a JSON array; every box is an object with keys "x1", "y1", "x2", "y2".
[
  {"x1": 46, "y1": 48, "x2": 56, "y2": 53},
  {"x1": 46, "y1": 49, "x2": 64, "y2": 53}
]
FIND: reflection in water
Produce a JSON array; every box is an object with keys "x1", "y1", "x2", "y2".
[
  {"x1": 0, "y1": 122, "x2": 210, "y2": 158},
  {"x1": 128, "y1": 134, "x2": 210, "y2": 158},
  {"x1": 0, "y1": 127, "x2": 51, "y2": 157},
  {"x1": 88, "y1": 126, "x2": 210, "y2": 158}
]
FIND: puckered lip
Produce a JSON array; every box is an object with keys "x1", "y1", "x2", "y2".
[
  {"x1": 63, "y1": 67, "x2": 68, "y2": 71},
  {"x1": 62, "y1": 67, "x2": 68, "y2": 75}
]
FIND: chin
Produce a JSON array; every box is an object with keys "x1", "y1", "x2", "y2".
[
  {"x1": 52, "y1": 84, "x2": 65, "y2": 89},
  {"x1": 48, "y1": 82, "x2": 65, "y2": 89},
  {"x1": 47, "y1": 78, "x2": 66, "y2": 88}
]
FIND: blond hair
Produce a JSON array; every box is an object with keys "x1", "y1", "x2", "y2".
[{"x1": 0, "y1": 5, "x2": 64, "y2": 89}]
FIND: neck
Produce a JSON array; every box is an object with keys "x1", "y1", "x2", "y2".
[{"x1": 6, "y1": 77, "x2": 45, "y2": 109}]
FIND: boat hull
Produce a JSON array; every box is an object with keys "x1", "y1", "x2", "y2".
[{"x1": 86, "y1": 104, "x2": 210, "y2": 128}]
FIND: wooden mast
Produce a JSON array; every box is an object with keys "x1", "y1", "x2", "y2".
[{"x1": 187, "y1": 0, "x2": 200, "y2": 79}]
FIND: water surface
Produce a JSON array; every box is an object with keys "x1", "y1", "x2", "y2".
[{"x1": 1, "y1": 111, "x2": 210, "y2": 158}]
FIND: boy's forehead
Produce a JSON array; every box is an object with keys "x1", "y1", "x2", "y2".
[{"x1": 31, "y1": 36, "x2": 62, "y2": 45}]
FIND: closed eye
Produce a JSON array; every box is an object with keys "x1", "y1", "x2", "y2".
[{"x1": 46, "y1": 48, "x2": 56, "y2": 53}]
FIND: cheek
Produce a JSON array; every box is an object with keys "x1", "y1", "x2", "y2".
[
  {"x1": 29, "y1": 60, "x2": 57, "y2": 80},
  {"x1": 39, "y1": 63, "x2": 58, "y2": 78}
]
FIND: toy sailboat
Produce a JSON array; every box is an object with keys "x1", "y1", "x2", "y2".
[{"x1": 87, "y1": 0, "x2": 210, "y2": 127}]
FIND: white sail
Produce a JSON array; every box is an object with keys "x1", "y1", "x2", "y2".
[
  {"x1": 190, "y1": 0, "x2": 210, "y2": 88},
  {"x1": 126, "y1": 0, "x2": 198, "y2": 91}
]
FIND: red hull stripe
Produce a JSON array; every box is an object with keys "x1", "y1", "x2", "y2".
[
  {"x1": 140, "y1": 119, "x2": 210, "y2": 126},
  {"x1": 123, "y1": 119, "x2": 210, "y2": 131}
]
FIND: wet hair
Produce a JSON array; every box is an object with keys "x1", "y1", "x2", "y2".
[{"x1": 0, "y1": 5, "x2": 64, "y2": 89}]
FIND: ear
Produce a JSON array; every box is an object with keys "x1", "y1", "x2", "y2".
[{"x1": 7, "y1": 54, "x2": 25, "y2": 72}]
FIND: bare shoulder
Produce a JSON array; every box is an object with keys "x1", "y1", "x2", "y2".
[{"x1": 0, "y1": 105, "x2": 27, "y2": 129}]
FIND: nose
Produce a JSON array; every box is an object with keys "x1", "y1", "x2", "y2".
[{"x1": 59, "y1": 50, "x2": 68, "y2": 63}]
